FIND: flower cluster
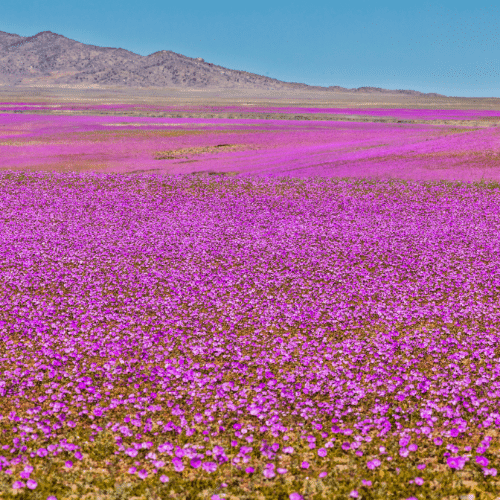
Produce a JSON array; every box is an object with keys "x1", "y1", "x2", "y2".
[
  {"x1": 1, "y1": 104, "x2": 500, "y2": 183},
  {"x1": 0, "y1": 172, "x2": 499, "y2": 498}
]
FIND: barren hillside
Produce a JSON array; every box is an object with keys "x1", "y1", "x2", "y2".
[{"x1": 0, "y1": 30, "x2": 445, "y2": 95}]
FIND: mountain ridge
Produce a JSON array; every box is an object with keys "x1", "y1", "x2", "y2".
[{"x1": 0, "y1": 30, "x2": 446, "y2": 96}]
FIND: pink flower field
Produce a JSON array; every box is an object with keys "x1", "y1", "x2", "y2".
[
  {"x1": 1, "y1": 104, "x2": 500, "y2": 499},
  {"x1": 1, "y1": 103, "x2": 500, "y2": 181}
]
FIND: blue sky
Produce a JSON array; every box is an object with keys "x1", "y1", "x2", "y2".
[{"x1": 2, "y1": 0, "x2": 500, "y2": 97}]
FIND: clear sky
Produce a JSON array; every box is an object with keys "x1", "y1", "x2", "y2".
[{"x1": 2, "y1": 0, "x2": 500, "y2": 97}]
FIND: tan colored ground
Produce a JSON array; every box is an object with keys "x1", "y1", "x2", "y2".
[{"x1": 1, "y1": 85, "x2": 500, "y2": 110}]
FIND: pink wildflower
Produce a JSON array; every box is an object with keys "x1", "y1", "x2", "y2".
[
  {"x1": 202, "y1": 461, "x2": 217, "y2": 473},
  {"x1": 447, "y1": 456, "x2": 466, "y2": 470},
  {"x1": 26, "y1": 479, "x2": 37, "y2": 490},
  {"x1": 484, "y1": 468, "x2": 498, "y2": 476}
]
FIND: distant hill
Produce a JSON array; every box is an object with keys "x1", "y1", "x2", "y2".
[{"x1": 0, "y1": 30, "x2": 446, "y2": 96}]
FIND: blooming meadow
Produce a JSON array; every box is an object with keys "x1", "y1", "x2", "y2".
[
  {"x1": 1, "y1": 172, "x2": 500, "y2": 499},
  {"x1": 1, "y1": 105, "x2": 500, "y2": 182}
]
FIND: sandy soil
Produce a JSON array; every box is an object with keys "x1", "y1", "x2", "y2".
[{"x1": 1, "y1": 85, "x2": 500, "y2": 111}]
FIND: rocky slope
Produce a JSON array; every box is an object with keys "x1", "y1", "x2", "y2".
[{"x1": 0, "y1": 30, "x2": 445, "y2": 95}]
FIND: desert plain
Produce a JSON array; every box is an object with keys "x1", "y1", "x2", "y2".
[{"x1": 1, "y1": 85, "x2": 500, "y2": 500}]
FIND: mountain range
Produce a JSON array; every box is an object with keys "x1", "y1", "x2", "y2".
[{"x1": 0, "y1": 30, "x2": 445, "y2": 96}]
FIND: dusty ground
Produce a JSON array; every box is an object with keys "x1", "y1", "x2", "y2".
[{"x1": 1, "y1": 85, "x2": 500, "y2": 111}]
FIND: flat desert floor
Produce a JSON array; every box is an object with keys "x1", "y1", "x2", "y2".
[{"x1": 1, "y1": 86, "x2": 500, "y2": 500}]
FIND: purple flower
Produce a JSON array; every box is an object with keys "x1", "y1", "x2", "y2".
[
  {"x1": 160, "y1": 475, "x2": 169, "y2": 483},
  {"x1": 434, "y1": 437, "x2": 443, "y2": 446},
  {"x1": 12, "y1": 481, "x2": 25, "y2": 489},
  {"x1": 301, "y1": 461, "x2": 310, "y2": 469},
  {"x1": 158, "y1": 443, "x2": 173, "y2": 453},
  {"x1": 414, "y1": 477, "x2": 424, "y2": 486},
  {"x1": 319, "y1": 471, "x2": 328, "y2": 478},
  {"x1": 484, "y1": 468, "x2": 498, "y2": 477},
  {"x1": 361, "y1": 479, "x2": 372, "y2": 487},
  {"x1": 26, "y1": 479, "x2": 37, "y2": 490},
  {"x1": 138, "y1": 469, "x2": 148, "y2": 480},
  {"x1": 283, "y1": 446, "x2": 294, "y2": 454},
  {"x1": 447, "y1": 456, "x2": 466, "y2": 470},
  {"x1": 245, "y1": 467, "x2": 255, "y2": 474},
  {"x1": 172, "y1": 457, "x2": 184, "y2": 472},
  {"x1": 399, "y1": 437, "x2": 410, "y2": 447},
  {"x1": 366, "y1": 458, "x2": 381, "y2": 470},
  {"x1": 74, "y1": 451, "x2": 83, "y2": 460},
  {"x1": 263, "y1": 467, "x2": 276, "y2": 479},
  {"x1": 277, "y1": 467, "x2": 287, "y2": 474},
  {"x1": 128, "y1": 467, "x2": 137, "y2": 474},
  {"x1": 399, "y1": 447, "x2": 409, "y2": 458},
  {"x1": 408, "y1": 443, "x2": 418, "y2": 452},
  {"x1": 36, "y1": 448, "x2": 48, "y2": 458},
  {"x1": 476, "y1": 456, "x2": 489, "y2": 467},
  {"x1": 417, "y1": 463, "x2": 426, "y2": 470},
  {"x1": 349, "y1": 490, "x2": 359, "y2": 498},
  {"x1": 341, "y1": 442, "x2": 350, "y2": 451},
  {"x1": 449, "y1": 428, "x2": 459, "y2": 437},
  {"x1": 318, "y1": 447, "x2": 327, "y2": 457},
  {"x1": 289, "y1": 494, "x2": 304, "y2": 500},
  {"x1": 202, "y1": 461, "x2": 217, "y2": 473},
  {"x1": 190, "y1": 457, "x2": 202, "y2": 469},
  {"x1": 213, "y1": 446, "x2": 224, "y2": 456}
]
